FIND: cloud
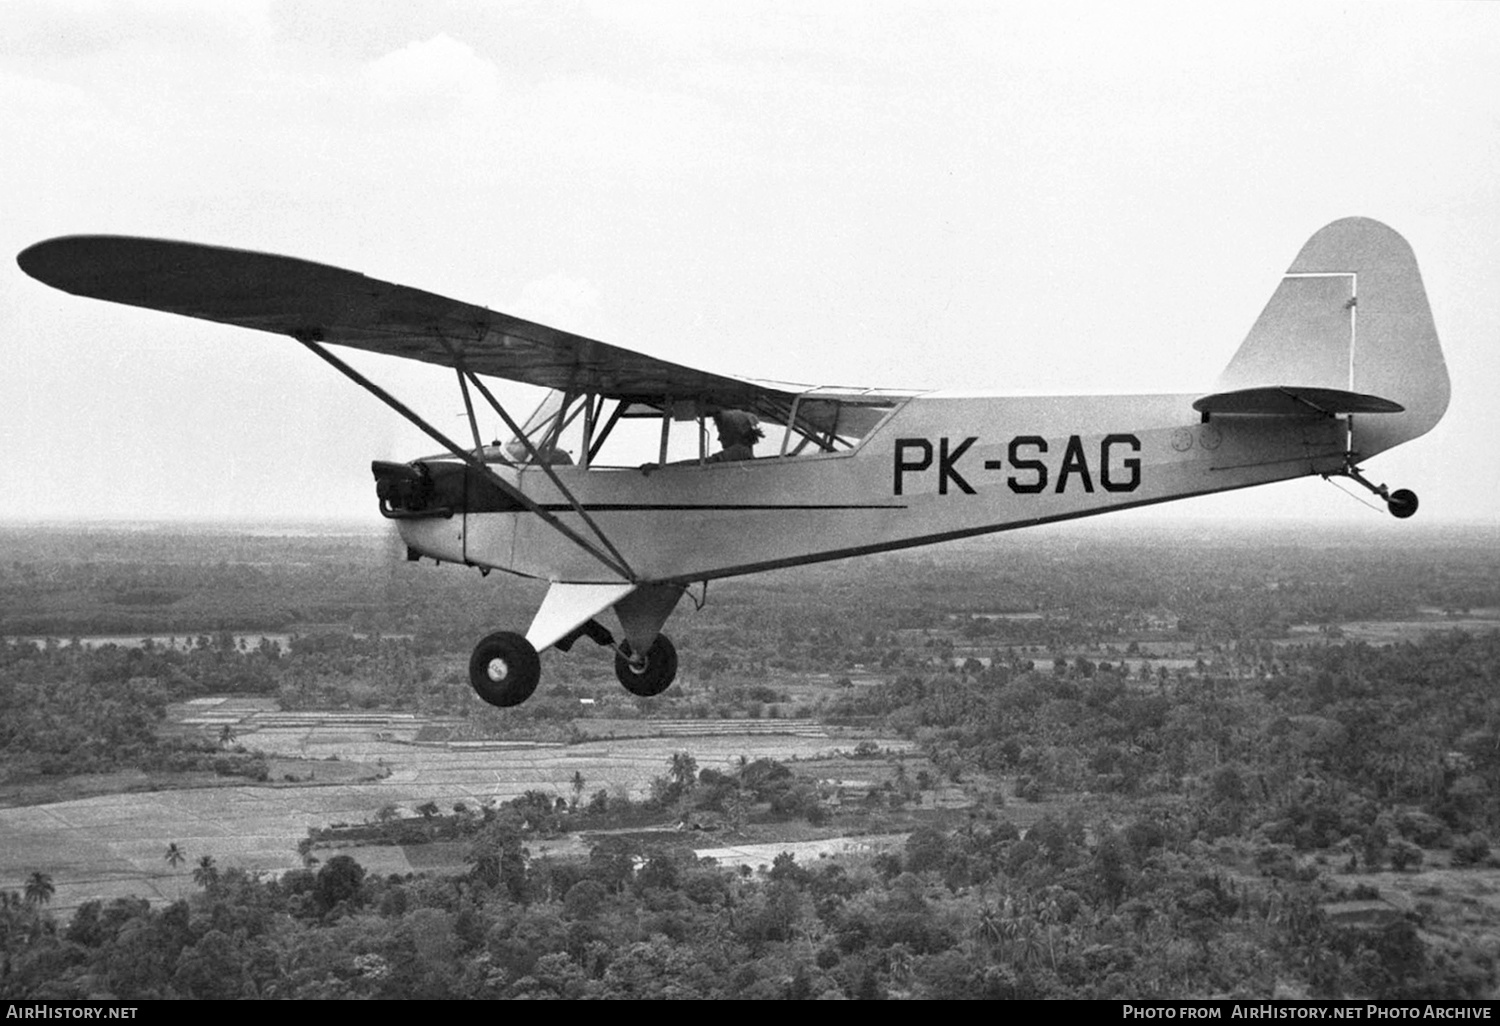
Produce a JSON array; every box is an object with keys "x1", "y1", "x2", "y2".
[{"x1": 363, "y1": 34, "x2": 499, "y2": 105}]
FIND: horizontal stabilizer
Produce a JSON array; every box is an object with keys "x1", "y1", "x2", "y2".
[{"x1": 1192, "y1": 386, "x2": 1404, "y2": 418}]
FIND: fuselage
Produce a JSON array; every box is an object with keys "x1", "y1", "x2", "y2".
[{"x1": 396, "y1": 391, "x2": 1346, "y2": 584}]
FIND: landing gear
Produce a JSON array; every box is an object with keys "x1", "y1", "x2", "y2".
[
  {"x1": 1332, "y1": 461, "x2": 1420, "y2": 520},
  {"x1": 1387, "y1": 488, "x2": 1418, "y2": 520},
  {"x1": 467, "y1": 624, "x2": 679, "y2": 706},
  {"x1": 615, "y1": 634, "x2": 678, "y2": 697},
  {"x1": 467, "y1": 581, "x2": 687, "y2": 706},
  {"x1": 468, "y1": 631, "x2": 540, "y2": 708}
]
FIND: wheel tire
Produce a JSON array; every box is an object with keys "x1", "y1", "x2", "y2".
[
  {"x1": 468, "y1": 631, "x2": 540, "y2": 707},
  {"x1": 614, "y1": 634, "x2": 678, "y2": 697},
  {"x1": 1387, "y1": 488, "x2": 1419, "y2": 519}
]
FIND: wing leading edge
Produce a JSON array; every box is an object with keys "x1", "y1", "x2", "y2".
[{"x1": 16, "y1": 234, "x2": 795, "y2": 407}]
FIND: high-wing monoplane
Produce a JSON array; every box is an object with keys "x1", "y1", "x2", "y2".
[{"x1": 17, "y1": 218, "x2": 1449, "y2": 707}]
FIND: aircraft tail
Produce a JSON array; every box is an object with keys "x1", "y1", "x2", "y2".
[{"x1": 1217, "y1": 217, "x2": 1449, "y2": 459}]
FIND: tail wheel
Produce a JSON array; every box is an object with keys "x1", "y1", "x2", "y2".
[
  {"x1": 1387, "y1": 488, "x2": 1419, "y2": 519},
  {"x1": 468, "y1": 631, "x2": 540, "y2": 707},
  {"x1": 615, "y1": 634, "x2": 678, "y2": 697}
]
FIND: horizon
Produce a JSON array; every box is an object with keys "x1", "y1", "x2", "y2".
[{"x1": 3, "y1": 510, "x2": 1495, "y2": 536}]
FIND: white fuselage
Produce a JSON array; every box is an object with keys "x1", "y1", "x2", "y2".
[{"x1": 397, "y1": 392, "x2": 1345, "y2": 585}]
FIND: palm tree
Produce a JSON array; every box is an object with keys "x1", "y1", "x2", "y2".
[
  {"x1": 165, "y1": 843, "x2": 187, "y2": 899},
  {"x1": 973, "y1": 903, "x2": 1005, "y2": 953},
  {"x1": 23, "y1": 872, "x2": 54, "y2": 907},
  {"x1": 218, "y1": 724, "x2": 237, "y2": 748},
  {"x1": 192, "y1": 854, "x2": 219, "y2": 891}
]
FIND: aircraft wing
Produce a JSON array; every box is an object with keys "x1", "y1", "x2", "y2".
[{"x1": 17, "y1": 235, "x2": 797, "y2": 407}]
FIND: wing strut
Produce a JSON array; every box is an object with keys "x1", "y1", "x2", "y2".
[
  {"x1": 456, "y1": 367, "x2": 485, "y2": 454},
  {"x1": 295, "y1": 337, "x2": 635, "y2": 582},
  {"x1": 459, "y1": 368, "x2": 636, "y2": 580}
]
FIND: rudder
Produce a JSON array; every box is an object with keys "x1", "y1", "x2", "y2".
[{"x1": 1218, "y1": 218, "x2": 1449, "y2": 459}]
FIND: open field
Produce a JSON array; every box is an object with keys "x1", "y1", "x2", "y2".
[
  {"x1": 1291, "y1": 613, "x2": 1500, "y2": 644},
  {"x1": 0, "y1": 696, "x2": 907, "y2": 915}
]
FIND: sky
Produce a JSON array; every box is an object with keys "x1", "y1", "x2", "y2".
[{"x1": 2, "y1": 1, "x2": 1497, "y2": 527}]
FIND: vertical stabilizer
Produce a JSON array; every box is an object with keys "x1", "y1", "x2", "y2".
[{"x1": 1219, "y1": 218, "x2": 1449, "y2": 459}]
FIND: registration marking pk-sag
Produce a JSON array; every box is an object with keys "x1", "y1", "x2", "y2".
[{"x1": 894, "y1": 433, "x2": 1143, "y2": 496}]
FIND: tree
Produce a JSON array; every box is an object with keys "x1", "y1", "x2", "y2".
[
  {"x1": 164, "y1": 842, "x2": 187, "y2": 900},
  {"x1": 588, "y1": 837, "x2": 637, "y2": 894},
  {"x1": 669, "y1": 752, "x2": 699, "y2": 793},
  {"x1": 314, "y1": 854, "x2": 366, "y2": 913},
  {"x1": 173, "y1": 928, "x2": 245, "y2": 999},
  {"x1": 1388, "y1": 838, "x2": 1424, "y2": 872},
  {"x1": 768, "y1": 851, "x2": 809, "y2": 886},
  {"x1": 192, "y1": 854, "x2": 219, "y2": 891},
  {"x1": 218, "y1": 724, "x2": 237, "y2": 747},
  {"x1": 905, "y1": 827, "x2": 951, "y2": 875},
  {"x1": 1093, "y1": 832, "x2": 1131, "y2": 908},
  {"x1": 23, "y1": 872, "x2": 54, "y2": 907},
  {"x1": 562, "y1": 878, "x2": 609, "y2": 921},
  {"x1": 468, "y1": 820, "x2": 528, "y2": 899}
]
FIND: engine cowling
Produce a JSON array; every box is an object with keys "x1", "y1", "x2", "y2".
[{"x1": 371, "y1": 460, "x2": 524, "y2": 519}]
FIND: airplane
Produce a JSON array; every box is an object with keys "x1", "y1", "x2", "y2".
[{"x1": 16, "y1": 217, "x2": 1449, "y2": 708}]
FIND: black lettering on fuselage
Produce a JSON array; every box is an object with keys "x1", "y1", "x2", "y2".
[
  {"x1": 896, "y1": 432, "x2": 1143, "y2": 496},
  {"x1": 1101, "y1": 433, "x2": 1141, "y2": 492},
  {"x1": 940, "y1": 437, "x2": 977, "y2": 495},
  {"x1": 1054, "y1": 434, "x2": 1094, "y2": 494},
  {"x1": 1007, "y1": 436, "x2": 1048, "y2": 494},
  {"x1": 894, "y1": 438, "x2": 932, "y2": 496}
]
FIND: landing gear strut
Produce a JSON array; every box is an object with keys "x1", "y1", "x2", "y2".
[
  {"x1": 468, "y1": 631, "x2": 540, "y2": 707},
  {"x1": 1332, "y1": 461, "x2": 1419, "y2": 519}
]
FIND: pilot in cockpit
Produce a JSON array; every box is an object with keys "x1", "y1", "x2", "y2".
[
  {"x1": 639, "y1": 408, "x2": 764, "y2": 474},
  {"x1": 706, "y1": 410, "x2": 764, "y2": 462}
]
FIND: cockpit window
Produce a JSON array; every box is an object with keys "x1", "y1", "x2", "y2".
[
  {"x1": 779, "y1": 389, "x2": 907, "y2": 456},
  {"x1": 498, "y1": 387, "x2": 908, "y2": 469}
]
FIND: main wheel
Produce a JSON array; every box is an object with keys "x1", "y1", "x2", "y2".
[
  {"x1": 614, "y1": 634, "x2": 678, "y2": 697},
  {"x1": 468, "y1": 631, "x2": 541, "y2": 707},
  {"x1": 1387, "y1": 488, "x2": 1419, "y2": 519}
]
